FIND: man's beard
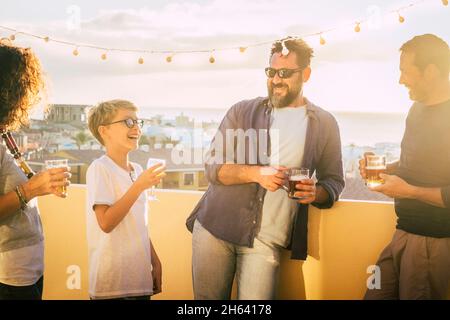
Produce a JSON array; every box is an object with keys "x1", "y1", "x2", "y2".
[
  {"x1": 408, "y1": 86, "x2": 427, "y2": 103},
  {"x1": 268, "y1": 83, "x2": 302, "y2": 108}
]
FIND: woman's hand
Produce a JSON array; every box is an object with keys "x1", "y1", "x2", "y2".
[{"x1": 21, "y1": 167, "x2": 71, "y2": 201}]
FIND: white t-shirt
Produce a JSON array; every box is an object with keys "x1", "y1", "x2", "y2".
[
  {"x1": 86, "y1": 155, "x2": 153, "y2": 299},
  {"x1": 257, "y1": 106, "x2": 308, "y2": 248}
]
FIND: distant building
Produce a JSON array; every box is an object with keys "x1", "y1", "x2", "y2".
[
  {"x1": 45, "y1": 104, "x2": 91, "y2": 127},
  {"x1": 30, "y1": 148, "x2": 208, "y2": 191},
  {"x1": 175, "y1": 112, "x2": 193, "y2": 127},
  {"x1": 11, "y1": 132, "x2": 28, "y2": 153}
]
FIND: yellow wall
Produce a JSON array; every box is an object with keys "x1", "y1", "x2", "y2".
[{"x1": 37, "y1": 186, "x2": 449, "y2": 300}]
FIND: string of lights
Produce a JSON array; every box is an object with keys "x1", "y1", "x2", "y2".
[{"x1": 0, "y1": 0, "x2": 447, "y2": 64}]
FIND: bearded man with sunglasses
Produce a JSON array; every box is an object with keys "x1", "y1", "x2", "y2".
[{"x1": 186, "y1": 38, "x2": 345, "y2": 300}]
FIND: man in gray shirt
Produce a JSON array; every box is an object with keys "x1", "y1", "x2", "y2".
[
  {"x1": 361, "y1": 34, "x2": 450, "y2": 300},
  {"x1": 186, "y1": 38, "x2": 345, "y2": 300}
]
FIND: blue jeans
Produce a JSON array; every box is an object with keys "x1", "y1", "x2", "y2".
[
  {"x1": 90, "y1": 295, "x2": 151, "y2": 300},
  {"x1": 192, "y1": 219, "x2": 280, "y2": 300},
  {"x1": 0, "y1": 276, "x2": 43, "y2": 300}
]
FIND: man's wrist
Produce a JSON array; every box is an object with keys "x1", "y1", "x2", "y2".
[
  {"x1": 407, "y1": 184, "x2": 419, "y2": 199},
  {"x1": 314, "y1": 185, "x2": 329, "y2": 204},
  {"x1": 248, "y1": 166, "x2": 261, "y2": 184}
]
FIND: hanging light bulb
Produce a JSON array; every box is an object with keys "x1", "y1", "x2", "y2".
[
  {"x1": 9, "y1": 34, "x2": 16, "y2": 41},
  {"x1": 72, "y1": 48, "x2": 79, "y2": 56},
  {"x1": 166, "y1": 55, "x2": 173, "y2": 63},
  {"x1": 320, "y1": 35, "x2": 326, "y2": 45},
  {"x1": 239, "y1": 47, "x2": 247, "y2": 53},
  {"x1": 281, "y1": 41, "x2": 290, "y2": 56},
  {"x1": 209, "y1": 55, "x2": 215, "y2": 64},
  {"x1": 442, "y1": 0, "x2": 448, "y2": 6},
  {"x1": 43, "y1": 36, "x2": 49, "y2": 43},
  {"x1": 101, "y1": 53, "x2": 107, "y2": 61},
  {"x1": 138, "y1": 57, "x2": 144, "y2": 65},
  {"x1": 398, "y1": 13, "x2": 405, "y2": 23},
  {"x1": 354, "y1": 22, "x2": 361, "y2": 33}
]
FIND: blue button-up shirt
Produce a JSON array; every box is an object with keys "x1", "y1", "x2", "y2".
[{"x1": 186, "y1": 96, "x2": 345, "y2": 260}]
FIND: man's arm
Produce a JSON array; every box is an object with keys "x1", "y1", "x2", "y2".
[
  {"x1": 372, "y1": 174, "x2": 446, "y2": 208},
  {"x1": 204, "y1": 102, "x2": 287, "y2": 192},
  {"x1": 314, "y1": 186, "x2": 330, "y2": 204},
  {"x1": 216, "y1": 164, "x2": 256, "y2": 185},
  {"x1": 217, "y1": 164, "x2": 287, "y2": 192},
  {"x1": 312, "y1": 116, "x2": 345, "y2": 208},
  {"x1": 410, "y1": 186, "x2": 445, "y2": 208}
]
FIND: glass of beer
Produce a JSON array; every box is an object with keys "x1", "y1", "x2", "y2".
[
  {"x1": 45, "y1": 159, "x2": 69, "y2": 196},
  {"x1": 147, "y1": 158, "x2": 166, "y2": 201},
  {"x1": 365, "y1": 155, "x2": 387, "y2": 187},
  {"x1": 285, "y1": 168, "x2": 310, "y2": 200}
]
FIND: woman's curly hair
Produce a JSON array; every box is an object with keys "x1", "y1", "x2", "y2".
[{"x1": 0, "y1": 39, "x2": 45, "y2": 131}]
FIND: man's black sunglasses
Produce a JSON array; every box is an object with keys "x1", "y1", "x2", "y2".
[
  {"x1": 265, "y1": 67, "x2": 302, "y2": 79},
  {"x1": 103, "y1": 118, "x2": 145, "y2": 129}
]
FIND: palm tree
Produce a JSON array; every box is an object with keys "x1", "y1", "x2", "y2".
[
  {"x1": 71, "y1": 131, "x2": 93, "y2": 150},
  {"x1": 139, "y1": 134, "x2": 151, "y2": 146}
]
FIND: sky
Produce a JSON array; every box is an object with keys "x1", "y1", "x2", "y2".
[{"x1": 1, "y1": 0, "x2": 449, "y2": 115}]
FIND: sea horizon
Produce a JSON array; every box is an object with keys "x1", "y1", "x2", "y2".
[{"x1": 31, "y1": 106, "x2": 407, "y2": 147}]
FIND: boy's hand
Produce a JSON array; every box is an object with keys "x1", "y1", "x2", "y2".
[{"x1": 135, "y1": 163, "x2": 166, "y2": 191}]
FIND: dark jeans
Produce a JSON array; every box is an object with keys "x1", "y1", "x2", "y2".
[{"x1": 0, "y1": 276, "x2": 43, "y2": 300}]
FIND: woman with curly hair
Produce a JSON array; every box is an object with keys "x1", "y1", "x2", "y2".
[{"x1": 0, "y1": 40, "x2": 71, "y2": 300}]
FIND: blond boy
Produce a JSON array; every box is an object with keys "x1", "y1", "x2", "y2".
[{"x1": 86, "y1": 100, "x2": 165, "y2": 300}]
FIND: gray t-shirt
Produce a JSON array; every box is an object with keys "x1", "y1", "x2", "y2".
[
  {"x1": 395, "y1": 99, "x2": 450, "y2": 237},
  {"x1": 257, "y1": 106, "x2": 308, "y2": 247},
  {"x1": 0, "y1": 144, "x2": 43, "y2": 252},
  {"x1": 0, "y1": 144, "x2": 44, "y2": 282}
]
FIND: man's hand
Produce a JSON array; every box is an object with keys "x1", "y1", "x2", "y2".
[
  {"x1": 370, "y1": 174, "x2": 414, "y2": 199},
  {"x1": 359, "y1": 153, "x2": 399, "y2": 180},
  {"x1": 294, "y1": 178, "x2": 317, "y2": 204},
  {"x1": 358, "y1": 152, "x2": 374, "y2": 180},
  {"x1": 255, "y1": 166, "x2": 287, "y2": 192}
]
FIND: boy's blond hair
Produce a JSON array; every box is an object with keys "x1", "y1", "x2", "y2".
[{"x1": 88, "y1": 99, "x2": 138, "y2": 146}]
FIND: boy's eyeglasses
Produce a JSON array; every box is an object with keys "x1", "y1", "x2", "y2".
[
  {"x1": 103, "y1": 118, "x2": 145, "y2": 129},
  {"x1": 265, "y1": 67, "x2": 302, "y2": 79}
]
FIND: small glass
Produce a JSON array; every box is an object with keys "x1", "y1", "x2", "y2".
[
  {"x1": 45, "y1": 159, "x2": 69, "y2": 196},
  {"x1": 283, "y1": 168, "x2": 310, "y2": 200},
  {"x1": 146, "y1": 158, "x2": 166, "y2": 201},
  {"x1": 365, "y1": 155, "x2": 387, "y2": 188}
]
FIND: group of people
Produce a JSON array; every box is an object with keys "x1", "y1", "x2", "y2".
[{"x1": 0, "y1": 33, "x2": 449, "y2": 300}]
